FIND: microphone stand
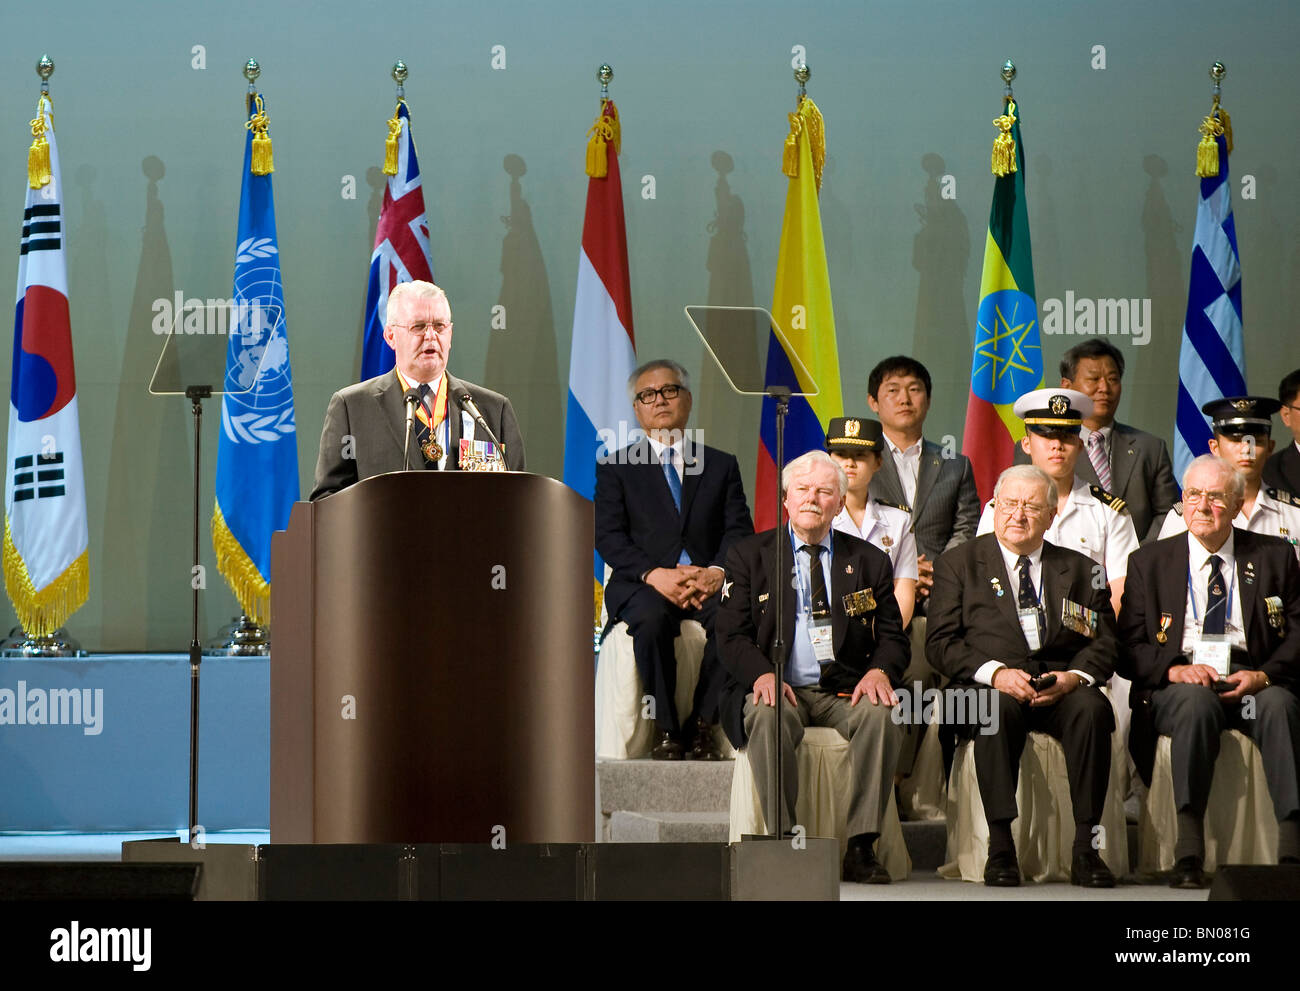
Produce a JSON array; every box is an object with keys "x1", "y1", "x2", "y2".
[
  {"x1": 402, "y1": 390, "x2": 420, "y2": 470},
  {"x1": 769, "y1": 385, "x2": 790, "y2": 837},
  {"x1": 184, "y1": 384, "x2": 212, "y2": 844}
]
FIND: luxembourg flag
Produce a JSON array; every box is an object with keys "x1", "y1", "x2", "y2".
[
  {"x1": 359, "y1": 100, "x2": 433, "y2": 381},
  {"x1": 562, "y1": 98, "x2": 636, "y2": 611},
  {"x1": 4, "y1": 93, "x2": 89, "y2": 637}
]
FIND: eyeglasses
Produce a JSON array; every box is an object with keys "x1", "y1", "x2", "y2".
[
  {"x1": 1183, "y1": 488, "x2": 1230, "y2": 508},
  {"x1": 634, "y1": 384, "x2": 685, "y2": 405},
  {"x1": 995, "y1": 498, "x2": 1049, "y2": 518},
  {"x1": 393, "y1": 320, "x2": 451, "y2": 337}
]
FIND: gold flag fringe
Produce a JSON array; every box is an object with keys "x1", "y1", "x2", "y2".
[
  {"x1": 246, "y1": 93, "x2": 274, "y2": 175},
  {"x1": 212, "y1": 504, "x2": 271, "y2": 626},
  {"x1": 584, "y1": 99, "x2": 621, "y2": 179},
  {"x1": 383, "y1": 101, "x2": 405, "y2": 176},
  {"x1": 3, "y1": 518, "x2": 88, "y2": 637},
  {"x1": 28, "y1": 95, "x2": 53, "y2": 189},
  {"x1": 1195, "y1": 99, "x2": 1232, "y2": 179},
  {"x1": 781, "y1": 96, "x2": 826, "y2": 191},
  {"x1": 593, "y1": 576, "x2": 604, "y2": 630},
  {"x1": 991, "y1": 99, "x2": 1017, "y2": 177}
]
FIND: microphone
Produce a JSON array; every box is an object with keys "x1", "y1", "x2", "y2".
[
  {"x1": 403, "y1": 387, "x2": 422, "y2": 471},
  {"x1": 456, "y1": 389, "x2": 506, "y2": 464}
]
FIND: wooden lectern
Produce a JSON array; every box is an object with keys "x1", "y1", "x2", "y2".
[{"x1": 270, "y1": 471, "x2": 594, "y2": 844}]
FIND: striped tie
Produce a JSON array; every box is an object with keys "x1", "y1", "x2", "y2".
[{"x1": 1087, "y1": 430, "x2": 1112, "y2": 491}]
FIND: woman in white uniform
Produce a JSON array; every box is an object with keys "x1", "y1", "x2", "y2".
[{"x1": 825, "y1": 416, "x2": 918, "y2": 627}]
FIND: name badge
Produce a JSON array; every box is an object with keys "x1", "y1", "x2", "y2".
[
  {"x1": 809, "y1": 615, "x2": 835, "y2": 662},
  {"x1": 1193, "y1": 635, "x2": 1232, "y2": 676},
  {"x1": 1018, "y1": 607, "x2": 1043, "y2": 652}
]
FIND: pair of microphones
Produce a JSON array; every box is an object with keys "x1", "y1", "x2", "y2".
[{"x1": 402, "y1": 387, "x2": 504, "y2": 470}]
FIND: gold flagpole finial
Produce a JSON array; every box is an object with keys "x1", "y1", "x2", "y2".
[
  {"x1": 991, "y1": 60, "x2": 1018, "y2": 177},
  {"x1": 383, "y1": 62, "x2": 410, "y2": 176},
  {"x1": 28, "y1": 56, "x2": 55, "y2": 188},
  {"x1": 36, "y1": 54, "x2": 54, "y2": 91},
  {"x1": 243, "y1": 60, "x2": 273, "y2": 175},
  {"x1": 1196, "y1": 61, "x2": 1231, "y2": 178},
  {"x1": 586, "y1": 65, "x2": 619, "y2": 178}
]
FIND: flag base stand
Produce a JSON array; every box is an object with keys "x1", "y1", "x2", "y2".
[
  {"x1": 205, "y1": 613, "x2": 269, "y2": 656},
  {"x1": 0, "y1": 626, "x2": 85, "y2": 658}
]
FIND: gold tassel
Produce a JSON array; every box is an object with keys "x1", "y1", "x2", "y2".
[
  {"x1": 991, "y1": 100, "x2": 1017, "y2": 177},
  {"x1": 781, "y1": 96, "x2": 826, "y2": 191},
  {"x1": 1195, "y1": 112, "x2": 1223, "y2": 178},
  {"x1": 4, "y1": 519, "x2": 89, "y2": 638},
  {"x1": 383, "y1": 102, "x2": 403, "y2": 176},
  {"x1": 584, "y1": 99, "x2": 620, "y2": 179},
  {"x1": 212, "y1": 505, "x2": 272, "y2": 626},
  {"x1": 593, "y1": 576, "x2": 604, "y2": 630},
  {"x1": 1217, "y1": 106, "x2": 1233, "y2": 155},
  {"x1": 246, "y1": 94, "x2": 274, "y2": 176},
  {"x1": 27, "y1": 96, "x2": 52, "y2": 189}
]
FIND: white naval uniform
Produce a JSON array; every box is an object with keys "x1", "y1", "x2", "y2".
[
  {"x1": 977, "y1": 475, "x2": 1140, "y2": 581},
  {"x1": 832, "y1": 498, "x2": 919, "y2": 580},
  {"x1": 1158, "y1": 485, "x2": 1300, "y2": 561}
]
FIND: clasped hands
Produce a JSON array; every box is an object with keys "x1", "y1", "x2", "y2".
[{"x1": 646, "y1": 565, "x2": 723, "y2": 609}]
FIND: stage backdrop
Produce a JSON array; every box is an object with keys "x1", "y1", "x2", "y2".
[{"x1": 0, "y1": 0, "x2": 1295, "y2": 649}]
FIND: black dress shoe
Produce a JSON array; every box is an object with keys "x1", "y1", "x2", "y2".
[
  {"x1": 1169, "y1": 854, "x2": 1207, "y2": 889},
  {"x1": 690, "y1": 722, "x2": 723, "y2": 760},
  {"x1": 650, "y1": 731, "x2": 683, "y2": 760},
  {"x1": 983, "y1": 850, "x2": 1021, "y2": 887},
  {"x1": 1070, "y1": 849, "x2": 1116, "y2": 888},
  {"x1": 841, "y1": 838, "x2": 891, "y2": 884}
]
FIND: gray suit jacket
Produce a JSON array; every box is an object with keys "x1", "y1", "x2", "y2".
[
  {"x1": 1014, "y1": 420, "x2": 1176, "y2": 543},
  {"x1": 868, "y1": 438, "x2": 980, "y2": 562},
  {"x1": 310, "y1": 369, "x2": 526, "y2": 500}
]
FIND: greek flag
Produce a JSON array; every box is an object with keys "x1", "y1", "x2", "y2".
[
  {"x1": 1174, "y1": 130, "x2": 1245, "y2": 479},
  {"x1": 212, "y1": 93, "x2": 299, "y2": 625}
]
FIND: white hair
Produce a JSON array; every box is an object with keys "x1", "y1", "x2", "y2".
[
  {"x1": 386, "y1": 281, "x2": 449, "y2": 325},
  {"x1": 1183, "y1": 454, "x2": 1246, "y2": 504},
  {"x1": 781, "y1": 450, "x2": 848, "y2": 499},
  {"x1": 993, "y1": 464, "x2": 1057, "y2": 506}
]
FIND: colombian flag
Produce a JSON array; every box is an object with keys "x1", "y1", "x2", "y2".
[
  {"x1": 962, "y1": 99, "x2": 1042, "y2": 504},
  {"x1": 754, "y1": 96, "x2": 842, "y2": 530}
]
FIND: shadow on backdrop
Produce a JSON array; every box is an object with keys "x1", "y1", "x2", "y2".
[
  {"x1": 485, "y1": 153, "x2": 561, "y2": 478},
  {"x1": 696, "y1": 150, "x2": 760, "y2": 462},
  {"x1": 1138, "y1": 153, "x2": 1184, "y2": 433},
  {"x1": 101, "y1": 157, "x2": 192, "y2": 649},
  {"x1": 912, "y1": 153, "x2": 971, "y2": 379}
]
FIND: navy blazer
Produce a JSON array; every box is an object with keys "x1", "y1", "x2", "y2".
[
  {"x1": 595, "y1": 440, "x2": 753, "y2": 623},
  {"x1": 715, "y1": 527, "x2": 910, "y2": 749}
]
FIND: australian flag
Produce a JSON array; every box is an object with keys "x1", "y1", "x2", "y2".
[{"x1": 360, "y1": 100, "x2": 433, "y2": 381}]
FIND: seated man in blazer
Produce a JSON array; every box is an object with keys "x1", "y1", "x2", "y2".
[
  {"x1": 1119, "y1": 454, "x2": 1300, "y2": 888},
  {"x1": 595, "y1": 359, "x2": 753, "y2": 759},
  {"x1": 311, "y1": 281, "x2": 525, "y2": 500},
  {"x1": 927, "y1": 464, "x2": 1119, "y2": 888},
  {"x1": 716, "y1": 451, "x2": 910, "y2": 883}
]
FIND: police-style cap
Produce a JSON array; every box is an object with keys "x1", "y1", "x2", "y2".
[
  {"x1": 826, "y1": 416, "x2": 882, "y2": 451},
  {"x1": 1202, "y1": 395, "x2": 1280, "y2": 437},
  {"x1": 1012, "y1": 388, "x2": 1094, "y2": 435}
]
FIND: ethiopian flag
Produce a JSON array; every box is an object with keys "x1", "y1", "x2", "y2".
[
  {"x1": 754, "y1": 95, "x2": 843, "y2": 529},
  {"x1": 961, "y1": 98, "x2": 1042, "y2": 504}
]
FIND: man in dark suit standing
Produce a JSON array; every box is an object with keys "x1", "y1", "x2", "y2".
[
  {"x1": 1119, "y1": 454, "x2": 1300, "y2": 887},
  {"x1": 866, "y1": 356, "x2": 979, "y2": 608},
  {"x1": 716, "y1": 451, "x2": 910, "y2": 883},
  {"x1": 927, "y1": 464, "x2": 1119, "y2": 888},
  {"x1": 1264, "y1": 369, "x2": 1300, "y2": 496},
  {"x1": 1053, "y1": 338, "x2": 1177, "y2": 543},
  {"x1": 311, "y1": 281, "x2": 525, "y2": 500},
  {"x1": 596, "y1": 359, "x2": 753, "y2": 759}
]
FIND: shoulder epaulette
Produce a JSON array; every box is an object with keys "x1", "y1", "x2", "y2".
[
  {"x1": 875, "y1": 497, "x2": 911, "y2": 514},
  {"x1": 1089, "y1": 484, "x2": 1127, "y2": 513},
  {"x1": 1171, "y1": 501, "x2": 1184, "y2": 517},
  {"x1": 1267, "y1": 486, "x2": 1300, "y2": 508}
]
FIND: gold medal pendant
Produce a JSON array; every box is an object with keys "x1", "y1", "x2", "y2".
[{"x1": 421, "y1": 437, "x2": 443, "y2": 463}]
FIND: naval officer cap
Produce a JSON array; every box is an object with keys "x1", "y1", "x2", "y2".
[
  {"x1": 1012, "y1": 388, "x2": 1093, "y2": 436},
  {"x1": 825, "y1": 416, "x2": 883, "y2": 452},
  {"x1": 1202, "y1": 395, "x2": 1280, "y2": 437}
]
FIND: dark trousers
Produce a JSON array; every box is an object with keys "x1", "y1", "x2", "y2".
[
  {"x1": 960, "y1": 684, "x2": 1114, "y2": 826},
  {"x1": 615, "y1": 585, "x2": 723, "y2": 734},
  {"x1": 1150, "y1": 683, "x2": 1300, "y2": 820}
]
